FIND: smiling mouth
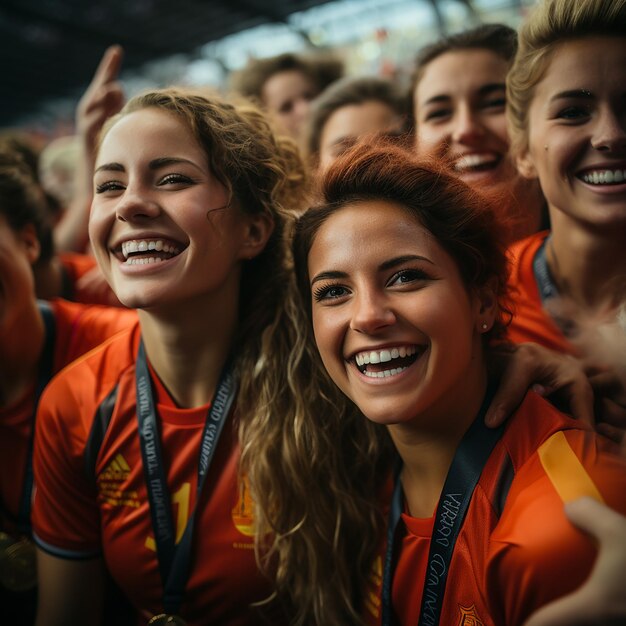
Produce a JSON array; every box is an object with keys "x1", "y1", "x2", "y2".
[
  {"x1": 578, "y1": 168, "x2": 626, "y2": 186},
  {"x1": 453, "y1": 154, "x2": 500, "y2": 174},
  {"x1": 352, "y1": 345, "x2": 424, "y2": 379},
  {"x1": 116, "y1": 239, "x2": 184, "y2": 265}
]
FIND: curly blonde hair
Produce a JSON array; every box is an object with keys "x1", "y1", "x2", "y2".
[
  {"x1": 99, "y1": 88, "x2": 390, "y2": 623},
  {"x1": 507, "y1": 0, "x2": 626, "y2": 160}
]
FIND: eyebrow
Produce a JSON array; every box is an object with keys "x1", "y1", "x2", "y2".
[
  {"x1": 310, "y1": 254, "x2": 434, "y2": 286},
  {"x1": 94, "y1": 157, "x2": 203, "y2": 174},
  {"x1": 421, "y1": 82, "x2": 505, "y2": 107},
  {"x1": 550, "y1": 89, "x2": 594, "y2": 102}
]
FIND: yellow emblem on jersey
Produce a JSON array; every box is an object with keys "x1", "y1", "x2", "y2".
[
  {"x1": 232, "y1": 474, "x2": 255, "y2": 537},
  {"x1": 457, "y1": 604, "x2": 485, "y2": 626}
]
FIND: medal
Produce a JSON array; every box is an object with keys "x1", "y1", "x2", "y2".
[
  {"x1": 148, "y1": 614, "x2": 188, "y2": 625},
  {"x1": 0, "y1": 537, "x2": 37, "y2": 592}
]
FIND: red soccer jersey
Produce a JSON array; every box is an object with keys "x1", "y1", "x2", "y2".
[
  {"x1": 506, "y1": 231, "x2": 574, "y2": 353},
  {"x1": 0, "y1": 299, "x2": 136, "y2": 533},
  {"x1": 32, "y1": 324, "x2": 285, "y2": 626},
  {"x1": 364, "y1": 392, "x2": 626, "y2": 626}
]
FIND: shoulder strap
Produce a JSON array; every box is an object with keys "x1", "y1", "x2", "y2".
[{"x1": 84, "y1": 384, "x2": 119, "y2": 481}]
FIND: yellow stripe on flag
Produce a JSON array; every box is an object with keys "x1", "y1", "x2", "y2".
[{"x1": 537, "y1": 431, "x2": 604, "y2": 504}]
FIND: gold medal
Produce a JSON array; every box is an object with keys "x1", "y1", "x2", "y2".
[
  {"x1": 0, "y1": 537, "x2": 37, "y2": 592},
  {"x1": 147, "y1": 615, "x2": 188, "y2": 626}
]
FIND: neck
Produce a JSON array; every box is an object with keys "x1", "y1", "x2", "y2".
[
  {"x1": 137, "y1": 298, "x2": 238, "y2": 409},
  {"x1": 0, "y1": 300, "x2": 45, "y2": 407},
  {"x1": 548, "y1": 214, "x2": 626, "y2": 311},
  {"x1": 388, "y1": 362, "x2": 489, "y2": 518}
]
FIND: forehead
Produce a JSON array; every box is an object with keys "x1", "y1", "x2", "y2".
[
  {"x1": 533, "y1": 36, "x2": 626, "y2": 97},
  {"x1": 97, "y1": 108, "x2": 205, "y2": 164},
  {"x1": 415, "y1": 48, "x2": 508, "y2": 105},
  {"x1": 324, "y1": 101, "x2": 400, "y2": 138},
  {"x1": 308, "y1": 200, "x2": 448, "y2": 269},
  {"x1": 262, "y1": 70, "x2": 315, "y2": 106}
]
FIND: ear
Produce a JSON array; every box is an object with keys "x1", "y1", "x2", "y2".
[
  {"x1": 473, "y1": 278, "x2": 499, "y2": 334},
  {"x1": 18, "y1": 223, "x2": 41, "y2": 266},
  {"x1": 516, "y1": 150, "x2": 538, "y2": 180},
  {"x1": 239, "y1": 212, "x2": 275, "y2": 261}
]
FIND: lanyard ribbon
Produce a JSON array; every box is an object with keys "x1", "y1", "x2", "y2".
[
  {"x1": 14, "y1": 301, "x2": 56, "y2": 534},
  {"x1": 532, "y1": 236, "x2": 558, "y2": 303},
  {"x1": 381, "y1": 387, "x2": 504, "y2": 626},
  {"x1": 136, "y1": 339, "x2": 236, "y2": 615}
]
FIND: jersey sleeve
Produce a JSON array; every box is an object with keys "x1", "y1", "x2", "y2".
[
  {"x1": 486, "y1": 428, "x2": 626, "y2": 625},
  {"x1": 31, "y1": 366, "x2": 103, "y2": 559}
]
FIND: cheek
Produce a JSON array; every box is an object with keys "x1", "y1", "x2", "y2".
[{"x1": 416, "y1": 126, "x2": 447, "y2": 155}]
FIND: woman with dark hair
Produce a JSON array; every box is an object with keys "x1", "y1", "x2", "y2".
[
  {"x1": 304, "y1": 75, "x2": 409, "y2": 171},
  {"x1": 0, "y1": 149, "x2": 135, "y2": 626},
  {"x1": 291, "y1": 142, "x2": 626, "y2": 625},
  {"x1": 230, "y1": 52, "x2": 343, "y2": 141},
  {"x1": 412, "y1": 24, "x2": 545, "y2": 243}
]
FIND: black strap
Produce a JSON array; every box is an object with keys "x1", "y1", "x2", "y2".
[
  {"x1": 135, "y1": 339, "x2": 236, "y2": 615},
  {"x1": 532, "y1": 236, "x2": 558, "y2": 304},
  {"x1": 381, "y1": 387, "x2": 504, "y2": 626},
  {"x1": 16, "y1": 301, "x2": 56, "y2": 534}
]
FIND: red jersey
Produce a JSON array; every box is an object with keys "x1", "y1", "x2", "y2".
[
  {"x1": 506, "y1": 231, "x2": 574, "y2": 353},
  {"x1": 0, "y1": 299, "x2": 136, "y2": 533},
  {"x1": 32, "y1": 324, "x2": 285, "y2": 626},
  {"x1": 364, "y1": 392, "x2": 626, "y2": 626}
]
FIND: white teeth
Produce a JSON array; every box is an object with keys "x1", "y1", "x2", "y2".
[
  {"x1": 581, "y1": 169, "x2": 626, "y2": 185},
  {"x1": 120, "y1": 239, "x2": 181, "y2": 260},
  {"x1": 354, "y1": 345, "x2": 418, "y2": 368},
  {"x1": 364, "y1": 366, "x2": 408, "y2": 378},
  {"x1": 454, "y1": 153, "x2": 498, "y2": 171},
  {"x1": 126, "y1": 257, "x2": 165, "y2": 265}
]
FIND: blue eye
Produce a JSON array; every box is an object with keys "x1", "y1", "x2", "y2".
[
  {"x1": 388, "y1": 269, "x2": 430, "y2": 286},
  {"x1": 312, "y1": 284, "x2": 349, "y2": 302}
]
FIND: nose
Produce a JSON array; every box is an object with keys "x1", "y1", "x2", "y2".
[
  {"x1": 115, "y1": 188, "x2": 162, "y2": 223},
  {"x1": 350, "y1": 290, "x2": 396, "y2": 334},
  {"x1": 591, "y1": 106, "x2": 626, "y2": 153},
  {"x1": 451, "y1": 105, "x2": 485, "y2": 145}
]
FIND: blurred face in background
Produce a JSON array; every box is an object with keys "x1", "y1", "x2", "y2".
[
  {"x1": 414, "y1": 48, "x2": 516, "y2": 189},
  {"x1": 262, "y1": 69, "x2": 318, "y2": 140},
  {"x1": 318, "y1": 100, "x2": 405, "y2": 170}
]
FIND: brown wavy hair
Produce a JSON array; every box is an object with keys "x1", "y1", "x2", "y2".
[
  {"x1": 284, "y1": 141, "x2": 512, "y2": 623},
  {"x1": 98, "y1": 89, "x2": 393, "y2": 623},
  {"x1": 507, "y1": 0, "x2": 626, "y2": 160}
]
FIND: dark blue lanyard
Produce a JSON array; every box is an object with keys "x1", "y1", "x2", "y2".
[
  {"x1": 16, "y1": 301, "x2": 56, "y2": 534},
  {"x1": 532, "y1": 236, "x2": 558, "y2": 304},
  {"x1": 381, "y1": 387, "x2": 503, "y2": 626},
  {"x1": 136, "y1": 339, "x2": 236, "y2": 615}
]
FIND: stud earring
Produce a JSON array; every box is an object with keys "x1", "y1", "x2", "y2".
[{"x1": 481, "y1": 323, "x2": 488, "y2": 331}]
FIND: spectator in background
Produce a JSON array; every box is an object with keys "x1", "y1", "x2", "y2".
[
  {"x1": 230, "y1": 51, "x2": 343, "y2": 141},
  {"x1": 304, "y1": 75, "x2": 409, "y2": 171},
  {"x1": 0, "y1": 149, "x2": 135, "y2": 626},
  {"x1": 412, "y1": 24, "x2": 546, "y2": 243}
]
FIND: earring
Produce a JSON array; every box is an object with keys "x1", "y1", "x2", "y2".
[{"x1": 481, "y1": 323, "x2": 488, "y2": 331}]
